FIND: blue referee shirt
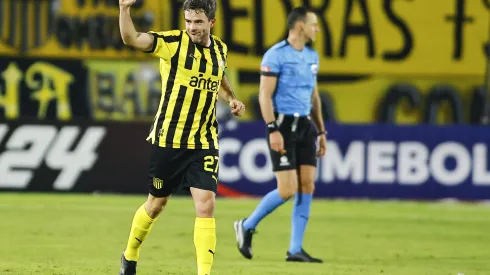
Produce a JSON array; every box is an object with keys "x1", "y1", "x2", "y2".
[{"x1": 260, "y1": 40, "x2": 319, "y2": 117}]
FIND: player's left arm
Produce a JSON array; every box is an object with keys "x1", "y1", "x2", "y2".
[
  {"x1": 219, "y1": 74, "x2": 246, "y2": 117},
  {"x1": 311, "y1": 83, "x2": 327, "y2": 157}
]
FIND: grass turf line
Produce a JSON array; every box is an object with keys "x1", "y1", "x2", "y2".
[{"x1": 0, "y1": 193, "x2": 488, "y2": 275}]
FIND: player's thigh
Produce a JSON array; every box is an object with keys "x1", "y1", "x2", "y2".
[
  {"x1": 183, "y1": 149, "x2": 219, "y2": 217},
  {"x1": 297, "y1": 121, "x2": 318, "y2": 168},
  {"x1": 296, "y1": 122, "x2": 318, "y2": 194},
  {"x1": 183, "y1": 149, "x2": 219, "y2": 193},
  {"x1": 190, "y1": 187, "x2": 216, "y2": 218},
  {"x1": 268, "y1": 129, "x2": 297, "y2": 172},
  {"x1": 269, "y1": 130, "x2": 298, "y2": 199},
  {"x1": 147, "y1": 146, "x2": 187, "y2": 198},
  {"x1": 274, "y1": 169, "x2": 298, "y2": 199}
]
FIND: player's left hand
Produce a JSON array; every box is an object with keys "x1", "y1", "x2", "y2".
[
  {"x1": 229, "y1": 99, "x2": 245, "y2": 116},
  {"x1": 316, "y1": 134, "x2": 327, "y2": 157}
]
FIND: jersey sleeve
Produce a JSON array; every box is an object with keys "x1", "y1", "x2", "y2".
[
  {"x1": 260, "y1": 48, "x2": 281, "y2": 77},
  {"x1": 144, "y1": 30, "x2": 181, "y2": 60},
  {"x1": 210, "y1": 35, "x2": 229, "y2": 78},
  {"x1": 214, "y1": 36, "x2": 228, "y2": 69},
  {"x1": 222, "y1": 43, "x2": 228, "y2": 69},
  {"x1": 314, "y1": 51, "x2": 320, "y2": 80},
  {"x1": 315, "y1": 52, "x2": 320, "y2": 69}
]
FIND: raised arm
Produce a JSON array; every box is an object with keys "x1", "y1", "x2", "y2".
[{"x1": 119, "y1": 0, "x2": 154, "y2": 51}]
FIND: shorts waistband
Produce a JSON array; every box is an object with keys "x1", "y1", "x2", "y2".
[
  {"x1": 275, "y1": 112, "x2": 310, "y2": 121},
  {"x1": 274, "y1": 113, "x2": 310, "y2": 130}
]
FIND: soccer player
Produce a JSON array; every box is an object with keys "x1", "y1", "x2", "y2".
[
  {"x1": 118, "y1": 0, "x2": 245, "y2": 274},
  {"x1": 234, "y1": 7, "x2": 326, "y2": 263}
]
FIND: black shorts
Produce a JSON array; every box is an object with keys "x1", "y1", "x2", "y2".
[
  {"x1": 268, "y1": 114, "x2": 318, "y2": 172},
  {"x1": 148, "y1": 146, "x2": 219, "y2": 197}
]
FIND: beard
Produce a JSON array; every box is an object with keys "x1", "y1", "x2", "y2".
[
  {"x1": 306, "y1": 39, "x2": 313, "y2": 47},
  {"x1": 189, "y1": 30, "x2": 209, "y2": 46},
  {"x1": 305, "y1": 34, "x2": 315, "y2": 47}
]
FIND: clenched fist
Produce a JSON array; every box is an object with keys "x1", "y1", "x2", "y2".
[
  {"x1": 229, "y1": 99, "x2": 246, "y2": 117},
  {"x1": 119, "y1": 0, "x2": 136, "y2": 8}
]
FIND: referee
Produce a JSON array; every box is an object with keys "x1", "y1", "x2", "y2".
[{"x1": 234, "y1": 6, "x2": 326, "y2": 263}]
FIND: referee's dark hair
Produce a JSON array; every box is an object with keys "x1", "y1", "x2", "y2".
[{"x1": 287, "y1": 6, "x2": 314, "y2": 30}]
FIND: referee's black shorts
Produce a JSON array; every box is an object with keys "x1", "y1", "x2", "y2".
[{"x1": 267, "y1": 113, "x2": 318, "y2": 172}]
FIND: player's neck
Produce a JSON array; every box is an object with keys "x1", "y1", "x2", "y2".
[
  {"x1": 287, "y1": 33, "x2": 306, "y2": 51},
  {"x1": 195, "y1": 38, "x2": 211, "y2": 47},
  {"x1": 201, "y1": 36, "x2": 211, "y2": 47},
  {"x1": 187, "y1": 31, "x2": 211, "y2": 47}
]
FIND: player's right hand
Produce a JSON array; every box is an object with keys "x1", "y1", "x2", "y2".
[
  {"x1": 119, "y1": 0, "x2": 136, "y2": 8},
  {"x1": 269, "y1": 131, "x2": 286, "y2": 154}
]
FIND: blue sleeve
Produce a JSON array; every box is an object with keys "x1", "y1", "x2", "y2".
[
  {"x1": 316, "y1": 52, "x2": 320, "y2": 71},
  {"x1": 260, "y1": 48, "x2": 281, "y2": 77},
  {"x1": 314, "y1": 52, "x2": 320, "y2": 79}
]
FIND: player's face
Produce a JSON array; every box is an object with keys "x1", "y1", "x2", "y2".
[
  {"x1": 185, "y1": 9, "x2": 216, "y2": 46},
  {"x1": 302, "y1": 12, "x2": 320, "y2": 42}
]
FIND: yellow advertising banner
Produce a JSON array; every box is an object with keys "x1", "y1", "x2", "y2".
[
  {"x1": 0, "y1": 0, "x2": 162, "y2": 59},
  {"x1": 82, "y1": 57, "x2": 484, "y2": 124},
  {"x1": 169, "y1": 0, "x2": 489, "y2": 77},
  {"x1": 238, "y1": 74, "x2": 484, "y2": 123},
  {"x1": 84, "y1": 59, "x2": 161, "y2": 121},
  {"x1": 0, "y1": 0, "x2": 487, "y2": 77},
  {"x1": 0, "y1": 55, "x2": 482, "y2": 123},
  {"x1": 195, "y1": 0, "x2": 487, "y2": 77}
]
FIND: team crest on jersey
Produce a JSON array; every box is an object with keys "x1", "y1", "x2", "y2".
[
  {"x1": 311, "y1": 64, "x2": 318, "y2": 75},
  {"x1": 153, "y1": 178, "x2": 163, "y2": 189}
]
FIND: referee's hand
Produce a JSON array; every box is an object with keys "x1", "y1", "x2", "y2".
[
  {"x1": 316, "y1": 135, "x2": 327, "y2": 157},
  {"x1": 269, "y1": 132, "x2": 285, "y2": 154},
  {"x1": 229, "y1": 99, "x2": 246, "y2": 117}
]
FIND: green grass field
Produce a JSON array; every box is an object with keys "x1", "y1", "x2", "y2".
[{"x1": 0, "y1": 193, "x2": 489, "y2": 275}]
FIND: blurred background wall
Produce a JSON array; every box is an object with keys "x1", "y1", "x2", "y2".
[{"x1": 0, "y1": 0, "x2": 489, "y2": 200}]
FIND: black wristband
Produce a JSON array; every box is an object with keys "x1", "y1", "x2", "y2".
[
  {"x1": 267, "y1": 121, "x2": 279, "y2": 133},
  {"x1": 317, "y1": 130, "x2": 327, "y2": 136}
]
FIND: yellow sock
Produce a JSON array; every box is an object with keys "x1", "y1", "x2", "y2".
[
  {"x1": 194, "y1": 217, "x2": 216, "y2": 275},
  {"x1": 123, "y1": 203, "x2": 156, "y2": 261}
]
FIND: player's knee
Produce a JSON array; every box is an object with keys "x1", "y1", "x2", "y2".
[
  {"x1": 145, "y1": 196, "x2": 168, "y2": 218},
  {"x1": 301, "y1": 181, "x2": 315, "y2": 194},
  {"x1": 300, "y1": 177, "x2": 315, "y2": 194},
  {"x1": 192, "y1": 188, "x2": 216, "y2": 218},
  {"x1": 277, "y1": 188, "x2": 295, "y2": 200},
  {"x1": 195, "y1": 198, "x2": 215, "y2": 218},
  {"x1": 277, "y1": 177, "x2": 297, "y2": 200}
]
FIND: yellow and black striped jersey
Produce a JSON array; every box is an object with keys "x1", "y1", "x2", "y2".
[{"x1": 144, "y1": 30, "x2": 228, "y2": 149}]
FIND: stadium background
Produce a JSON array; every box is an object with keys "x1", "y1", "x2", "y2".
[{"x1": 0, "y1": 1, "x2": 490, "y2": 275}]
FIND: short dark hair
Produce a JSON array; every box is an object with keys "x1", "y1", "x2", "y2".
[
  {"x1": 183, "y1": 0, "x2": 217, "y2": 20},
  {"x1": 287, "y1": 6, "x2": 313, "y2": 30}
]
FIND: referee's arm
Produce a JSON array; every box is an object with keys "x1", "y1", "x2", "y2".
[
  {"x1": 311, "y1": 84, "x2": 327, "y2": 157},
  {"x1": 258, "y1": 75, "x2": 278, "y2": 124},
  {"x1": 310, "y1": 84, "x2": 325, "y2": 133}
]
